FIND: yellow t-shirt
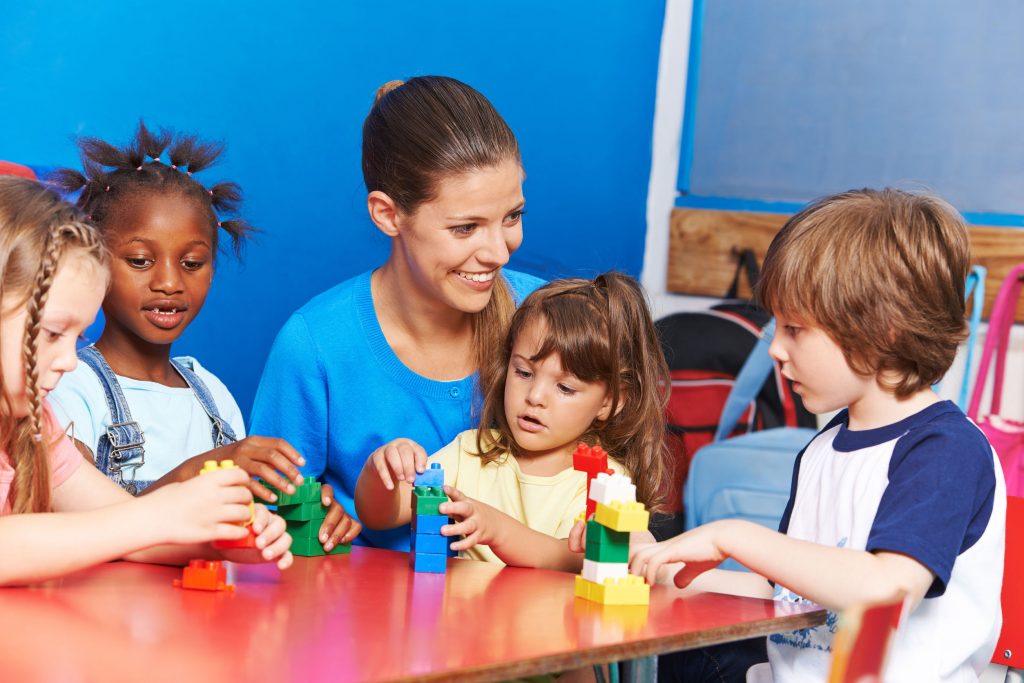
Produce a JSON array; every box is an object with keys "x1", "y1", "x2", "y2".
[{"x1": 428, "y1": 429, "x2": 627, "y2": 565}]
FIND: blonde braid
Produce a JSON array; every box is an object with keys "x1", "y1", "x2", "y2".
[{"x1": 11, "y1": 224, "x2": 64, "y2": 513}]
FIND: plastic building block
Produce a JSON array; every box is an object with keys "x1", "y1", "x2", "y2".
[
  {"x1": 594, "y1": 501, "x2": 650, "y2": 532},
  {"x1": 265, "y1": 477, "x2": 322, "y2": 507},
  {"x1": 414, "y1": 462, "x2": 444, "y2": 488},
  {"x1": 582, "y1": 559, "x2": 629, "y2": 584},
  {"x1": 412, "y1": 532, "x2": 449, "y2": 555},
  {"x1": 411, "y1": 514, "x2": 447, "y2": 534},
  {"x1": 200, "y1": 459, "x2": 255, "y2": 529},
  {"x1": 213, "y1": 527, "x2": 259, "y2": 550},
  {"x1": 574, "y1": 575, "x2": 649, "y2": 606},
  {"x1": 290, "y1": 536, "x2": 352, "y2": 556},
  {"x1": 584, "y1": 520, "x2": 630, "y2": 563},
  {"x1": 174, "y1": 559, "x2": 234, "y2": 592},
  {"x1": 411, "y1": 552, "x2": 447, "y2": 573},
  {"x1": 572, "y1": 443, "x2": 609, "y2": 475},
  {"x1": 412, "y1": 486, "x2": 447, "y2": 516},
  {"x1": 276, "y1": 500, "x2": 329, "y2": 521},
  {"x1": 588, "y1": 472, "x2": 637, "y2": 506},
  {"x1": 287, "y1": 518, "x2": 326, "y2": 540}
]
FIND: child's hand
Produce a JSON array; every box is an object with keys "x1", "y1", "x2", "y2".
[
  {"x1": 440, "y1": 486, "x2": 504, "y2": 552},
  {"x1": 218, "y1": 504, "x2": 294, "y2": 570},
  {"x1": 203, "y1": 436, "x2": 306, "y2": 503},
  {"x1": 316, "y1": 484, "x2": 362, "y2": 551},
  {"x1": 366, "y1": 438, "x2": 428, "y2": 490},
  {"x1": 568, "y1": 518, "x2": 588, "y2": 553},
  {"x1": 628, "y1": 523, "x2": 726, "y2": 588},
  {"x1": 146, "y1": 466, "x2": 255, "y2": 545}
]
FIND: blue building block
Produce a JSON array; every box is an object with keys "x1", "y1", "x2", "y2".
[
  {"x1": 412, "y1": 514, "x2": 447, "y2": 535},
  {"x1": 411, "y1": 552, "x2": 447, "y2": 573},
  {"x1": 414, "y1": 462, "x2": 444, "y2": 487},
  {"x1": 412, "y1": 532, "x2": 449, "y2": 555}
]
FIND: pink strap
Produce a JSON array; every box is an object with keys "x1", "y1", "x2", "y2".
[{"x1": 968, "y1": 264, "x2": 1024, "y2": 419}]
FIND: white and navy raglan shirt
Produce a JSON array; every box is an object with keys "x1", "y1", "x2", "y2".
[{"x1": 767, "y1": 400, "x2": 1005, "y2": 683}]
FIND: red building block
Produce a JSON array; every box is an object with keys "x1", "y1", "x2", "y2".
[
  {"x1": 173, "y1": 559, "x2": 234, "y2": 592},
  {"x1": 212, "y1": 527, "x2": 259, "y2": 550},
  {"x1": 573, "y1": 443, "x2": 614, "y2": 517}
]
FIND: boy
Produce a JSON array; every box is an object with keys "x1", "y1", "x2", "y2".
[{"x1": 633, "y1": 188, "x2": 1005, "y2": 682}]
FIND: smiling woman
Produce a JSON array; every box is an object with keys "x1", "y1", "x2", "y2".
[{"x1": 250, "y1": 76, "x2": 544, "y2": 551}]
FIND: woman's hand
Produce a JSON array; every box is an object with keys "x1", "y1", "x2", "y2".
[{"x1": 367, "y1": 438, "x2": 429, "y2": 490}]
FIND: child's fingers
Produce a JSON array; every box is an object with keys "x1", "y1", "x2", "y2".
[
  {"x1": 383, "y1": 443, "x2": 411, "y2": 483},
  {"x1": 567, "y1": 520, "x2": 586, "y2": 553},
  {"x1": 276, "y1": 550, "x2": 295, "y2": 571},
  {"x1": 441, "y1": 517, "x2": 476, "y2": 539},
  {"x1": 321, "y1": 484, "x2": 334, "y2": 506},
  {"x1": 438, "y1": 500, "x2": 472, "y2": 519},
  {"x1": 248, "y1": 475, "x2": 282, "y2": 503},
  {"x1": 442, "y1": 485, "x2": 466, "y2": 501},
  {"x1": 213, "y1": 522, "x2": 250, "y2": 541},
  {"x1": 203, "y1": 466, "x2": 251, "y2": 489},
  {"x1": 321, "y1": 514, "x2": 351, "y2": 551},
  {"x1": 246, "y1": 461, "x2": 296, "y2": 495},
  {"x1": 448, "y1": 529, "x2": 480, "y2": 552}
]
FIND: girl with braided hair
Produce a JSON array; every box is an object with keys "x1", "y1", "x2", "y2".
[
  {"x1": 0, "y1": 176, "x2": 292, "y2": 585},
  {"x1": 48, "y1": 123, "x2": 361, "y2": 542}
]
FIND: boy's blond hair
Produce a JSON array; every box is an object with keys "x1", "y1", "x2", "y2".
[{"x1": 757, "y1": 188, "x2": 970, "y2": 399}]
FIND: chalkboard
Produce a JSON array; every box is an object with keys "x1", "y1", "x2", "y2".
[{"x1": 680, "y1": 0, "x2": 1024, "y2": 217}]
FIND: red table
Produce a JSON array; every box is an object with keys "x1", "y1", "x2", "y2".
[{"x1": 0, "y1": 547, "x2": 824, "y2": 682}]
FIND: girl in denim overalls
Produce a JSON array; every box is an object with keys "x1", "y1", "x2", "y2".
[
  {"x1": 0, "y1": 175, "x2": 292, "y2": 584},
  {"x1": 47, "y1": 123, "x2": 333, "y2": 519}
]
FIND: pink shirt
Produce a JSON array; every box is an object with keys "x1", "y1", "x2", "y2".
[{"x1": 0, "y1": 402, "x2": 82, "y2": 514}]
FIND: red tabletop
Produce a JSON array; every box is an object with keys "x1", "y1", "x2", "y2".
[{"x1": 0, "y1": 547, "x2": 824, "y2": 682}]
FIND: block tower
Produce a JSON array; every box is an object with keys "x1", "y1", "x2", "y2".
[
  {"x1": 266, "y1": 476, "x2": 352, "y2": 557},
  {"x1": 410, "y1": 463, "x2": 449, "y2": 573},
  {"x1": 572, "y1": 444, "x2": 650, "y2": 605}
]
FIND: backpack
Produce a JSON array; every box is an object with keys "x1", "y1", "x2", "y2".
[
  {"x1": 655, "y1": 252, "x2": 815, "y2": 516},
  {"x1": 683, "y1": 320, "x2": 818, "y2": 570}
]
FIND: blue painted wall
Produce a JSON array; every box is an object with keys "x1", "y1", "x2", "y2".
[{"x1": 0, "y1": 1, "x2": 665, "y2": 416}]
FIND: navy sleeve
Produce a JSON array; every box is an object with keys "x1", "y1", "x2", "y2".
[{"x1": 866, "y1": 419, "x2": 997, "y2": 597}]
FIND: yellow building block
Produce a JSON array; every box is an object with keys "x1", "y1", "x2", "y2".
[
  {"x1": 574, "y1": 575, "x2": 650, "y2": 606},
  {"x1": 594, "y1": 501, "x2": 649, "y2": 532}
]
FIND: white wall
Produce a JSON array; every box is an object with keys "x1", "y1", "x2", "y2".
[{"x1": 641, "y1": 0, "x2": 1024, "y2": 421}]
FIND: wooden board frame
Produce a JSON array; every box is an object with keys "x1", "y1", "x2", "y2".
[{"x1": 667, "y1": 207, "x2": 1024, "y2": 320}]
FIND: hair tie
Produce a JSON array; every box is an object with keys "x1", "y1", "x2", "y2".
[{"x1": 31, "y1": 432, "x2": 42, "y2": 443}]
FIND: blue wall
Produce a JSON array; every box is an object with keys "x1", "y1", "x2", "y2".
[{"x1": 0, "y1": 1, "x2": 665, "y2": 417}]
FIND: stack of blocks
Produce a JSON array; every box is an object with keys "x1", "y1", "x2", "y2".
[
  {"x1": 572, "y1": 444, "x2": 651, "y2": 606},
  {"x1": 410, "y1": 463, "x2": 449, "y2": 573},
  {"x1": 266, "y1": 476, "x2": 351, "y2": 557}
]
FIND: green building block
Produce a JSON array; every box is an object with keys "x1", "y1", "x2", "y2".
[
  {"x1": 287, "y1": 517, "x2": 326, "y2": 540},
  {"x1": 276, "y1": 500, "x2": 329, "y2": 522},
  {"x1": 412, "y1": 486, "x2": 447, "y2": 516},
  {"x1": 265, "y1": 477, "x2": 322, "y2": 506},
  {"x1": 584, "y1": 519, "x2": 630, "y2": 563},
  {"x1": 290, "y1": 536, "x2": 352, "y2": 556}
]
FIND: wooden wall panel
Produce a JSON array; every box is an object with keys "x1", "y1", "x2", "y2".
[{"x1": 667, "y1": 208, "x2": 1024, "y2": 320}]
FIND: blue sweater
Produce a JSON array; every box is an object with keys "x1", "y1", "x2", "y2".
[{"x1": 250, "y1": 269, "x2": 544, "y2": 550}]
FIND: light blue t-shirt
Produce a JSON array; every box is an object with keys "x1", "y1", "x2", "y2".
[
  {"x1": 249, "y1": 268, "x2": 545, "y2": 550},
  {"x1": 49, "y1": 355, "x2": 246, "y2": 480}
]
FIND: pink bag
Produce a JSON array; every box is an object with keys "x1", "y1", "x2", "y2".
[{"x1": 967, "y1": 264, "x2": 1024, "y2": 496}]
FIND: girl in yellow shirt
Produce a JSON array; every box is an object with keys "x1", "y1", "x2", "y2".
[{"x1": 354, "y1": 272, "x2": 670, "y2": 571}]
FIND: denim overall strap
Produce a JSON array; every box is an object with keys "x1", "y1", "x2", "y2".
[
  {"x1": 76, "y1": 345, "x2": 152, "y2": 495},
  {"x1": 169, "y1": 358, "x2": 238, "y2": 448}
]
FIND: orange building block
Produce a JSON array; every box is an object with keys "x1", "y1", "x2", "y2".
[{"x1": 173, "y1": 559, "x2": 234, "y2": 592}]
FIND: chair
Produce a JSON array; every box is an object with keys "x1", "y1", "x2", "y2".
[
  {"x1": 992, "y1": 496, "x2": 1023, "y2": 682},
  {"x1": 828, "y1": 593, "x2": 908, "y2": 683},
  {"x1": 746, "y1": 593, "x2": 907, "y2": 683}
]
